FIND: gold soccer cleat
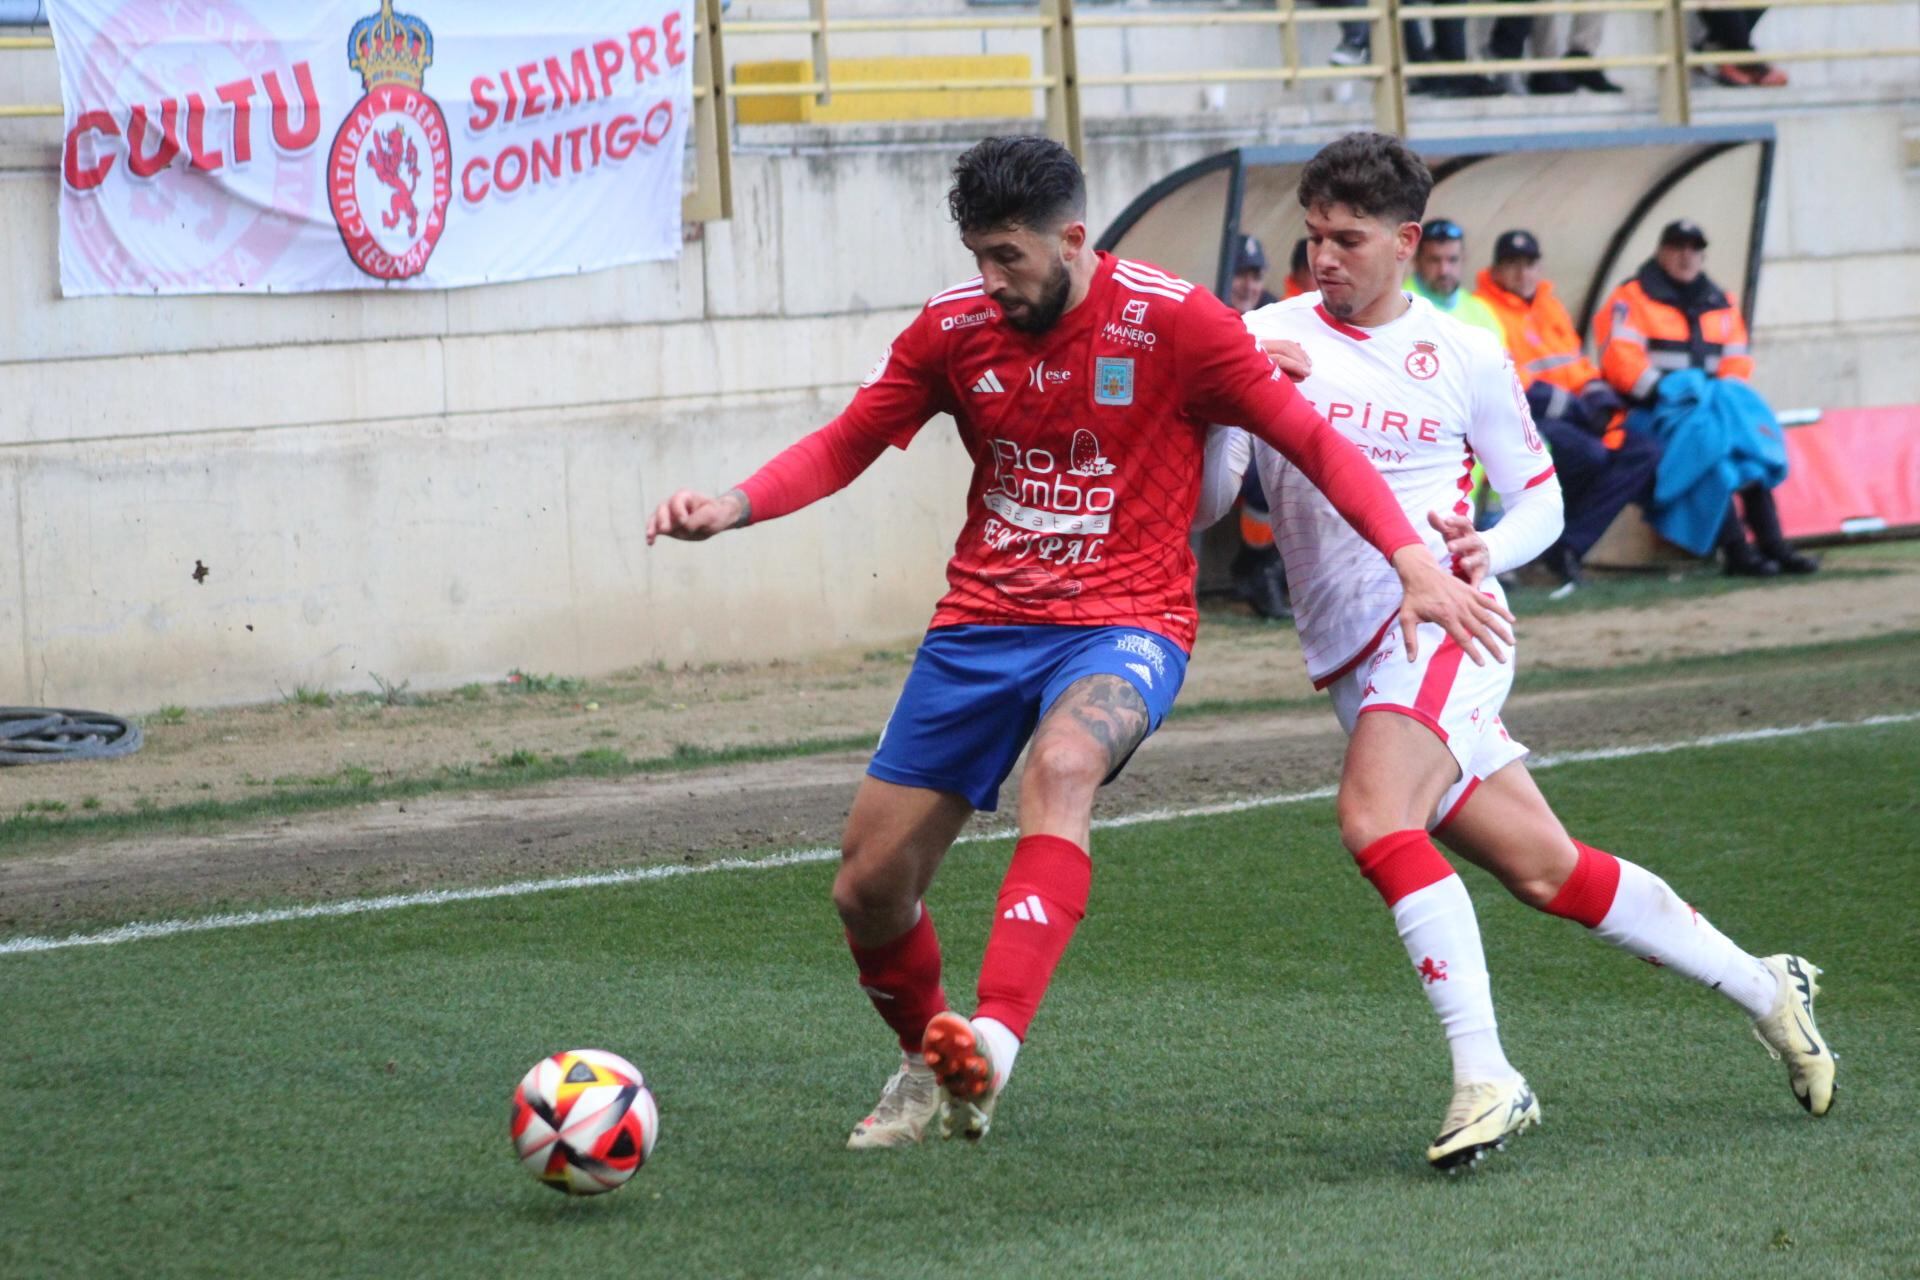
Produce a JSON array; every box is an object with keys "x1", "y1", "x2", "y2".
[
  {"x1": 1426, "y1": 1076, "x2": 1540, "y2": 1172},
  {"x1": 1752, "y1": 955, "x2": 1836, "y2": 1116}
]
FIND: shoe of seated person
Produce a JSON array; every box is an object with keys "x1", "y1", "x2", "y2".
[
  {"x1": 1770, "y1": 548, "x2": 1820, "y2": 575},
  {"x1": 1713, "y1": 62, "x2": 1762, "y2": 87},
  {"x1": 1527, "y1": 70, "x2": 1576, "y2": 95},
  {"x1": 1543, "y1": 541, "x2": 1584, "y2": 587},
  {"x1": 1564, "y1": 53, "x2": 1623, "y2": 92},
  {"x1": 1752, "y1": 62, "x2": 1789, "y2": 86},
  {"x1": 1329, "y1": 38, "x2": 1370, "y2": 67},
  {"x1": 1723, "y1": 542, "x2": 1780, "y2": 577}
]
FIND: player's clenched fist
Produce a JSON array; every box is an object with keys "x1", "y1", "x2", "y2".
[{"x1": 645, "y1": 488, "x2": 750, "y2": 545}]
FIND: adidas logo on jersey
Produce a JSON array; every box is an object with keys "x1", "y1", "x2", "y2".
[
  {"x1": 971, "y1": 369, "x2": 1006, "y2": 394},
  {"x1": 1002, "y1": 894, "x2": 1051, "y2": 924}
]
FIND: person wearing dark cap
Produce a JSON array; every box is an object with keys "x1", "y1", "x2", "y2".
[
  {"x1": 1228, "y1": 234, "x2": 1280, "y2": 315},
  {"x1": 1594, "y1": 221, "x2": 1815, "y2": 576},
  {"x1": 1477, "y1": 229, "x2": 1659, "y2": 587}
]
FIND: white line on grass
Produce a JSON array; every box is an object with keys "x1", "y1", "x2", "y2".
[{"x1": 4, "y1": 711, "x2": 1915, "y2": 957}]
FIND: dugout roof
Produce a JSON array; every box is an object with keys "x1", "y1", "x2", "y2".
[{"x1": 1097, "y1": 125, "x2": 1777, "y2": 334}]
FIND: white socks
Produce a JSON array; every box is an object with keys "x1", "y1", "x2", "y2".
[
  {"x1": 972, "y1": 1015, "x2": 1021, "y2": 1090},
  {"x1": 1391, "y1": 875, "x2": 1519, "y2": 1085},
  {"x1": 1592, "y1": 858, "x2": 1780, "y2": 1019}
]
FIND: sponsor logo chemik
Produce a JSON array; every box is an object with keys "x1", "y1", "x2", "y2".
[{"x1": 941, "y1": 309, "x2": 995, "y2": 331}]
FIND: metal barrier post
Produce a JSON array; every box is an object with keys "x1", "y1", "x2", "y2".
[
  {"x1": 1661, "y1": 0, "x2": 1693, "y2": 124},
  {"x1": 808, "y1": 0, "x2": 832, "y2": 108},
  {"x1": 1377, "y1": 0, "x2": 1408, "y2": 135},
  {"x1": 683, "y1": 0, "x2": 734, "y2": 223},
  {"x1": 1280, "y1": 0, "x2": 1302, "y2": 88},
  {"x1": 1040, "y1": 0, "x2": 1084, "y2": 160}
]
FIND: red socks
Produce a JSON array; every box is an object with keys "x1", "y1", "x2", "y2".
[
  {"x1": 1353, "y1": 828, "x2": 1456, "y2": 906},
  {"x1": 974, "y1": 834, "x2": 1092, "y2": 1040},
  {"x1": 847, "y1": 905, "x2": 948, "y2": 1054},
  {"x1": 1543, "y1": 841, "x2": 1622, "y2": 926}
]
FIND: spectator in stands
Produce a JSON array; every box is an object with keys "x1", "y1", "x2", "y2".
[
  {"x1": 1283, "y1": 237, "x2": 1314, "y2": 299},
  {"x1": 1697, "y1": 8, "x2": 1788, "y2": 86},
  {"x1": 1320, "y1": 0, "x2": 1504, "y2": 96},
  {"x1": 1228, "y1": 233, "x2": 1279, "y2": 314},
  {"x1": 1486, "y1": 5, "x2": 1623, "y2": 94},
  {"x1": 1226, "y1": 234, "x2": 1290, "y2": 617},
  {"x1": 1476, "y1": 229, "x2": 1660, "y2": 587},
  {"x1": 1595, "y1": 220, "x2": 1815, "y2": 576},
  {"x1": 1408, "y1": 219, "x2": 1505, "y2": 342}
]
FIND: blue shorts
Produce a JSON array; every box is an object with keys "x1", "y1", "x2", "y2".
[{"x1": 868, "y1": 624, "x2": 1189, "y2": 812}]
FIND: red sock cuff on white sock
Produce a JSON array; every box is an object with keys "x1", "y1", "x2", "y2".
[
  {"x1": 1354, "y1": 829, "x2": 1456, "y2": 907},
  {"x1": 1543, "y1": 840, "x2": 1622, "y2": 927}
]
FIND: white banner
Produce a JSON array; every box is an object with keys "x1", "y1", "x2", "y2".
[{"x1": 49, "y1": 0, "x2": 693, "y2": 294}]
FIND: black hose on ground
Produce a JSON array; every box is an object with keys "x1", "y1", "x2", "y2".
[{"x1": 0, "y1": 708, "x2": 144, "y2": 765}]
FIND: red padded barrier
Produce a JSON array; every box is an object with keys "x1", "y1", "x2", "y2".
[{"x1": 1775, "y1": 406, "x2": 1920, "y2": 539}]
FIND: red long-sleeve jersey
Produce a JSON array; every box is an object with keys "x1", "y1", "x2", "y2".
[{"x1": 739, "y1": 252, "x2": 1419, "y2": 651}]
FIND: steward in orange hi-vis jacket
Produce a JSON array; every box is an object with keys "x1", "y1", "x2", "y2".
[
  {"x1": 1594, "y1": 220, "x2": 1753, "y2": 404},
  {"x1": 1473, "y1": 272, "x2": 1601, "y2": 396}
]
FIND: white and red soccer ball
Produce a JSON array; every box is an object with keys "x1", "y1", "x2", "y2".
[{"x1": 511, "y1": 1049, "x2": 658, "y2": 1195}]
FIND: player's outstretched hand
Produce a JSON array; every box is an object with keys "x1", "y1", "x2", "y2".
[
  {"x1": 1390, "y1": 546, "x2": 1514, "y2": 666},
  {"x1": 1428, "y1": 509, "x2": 1489, "y2": 586},
  {"x1": 645, "y1": 488, "x2": 749, "y2": 545},
  {"x1": 1258, "y1": 337, "x2": 1313, "y2": 383}
]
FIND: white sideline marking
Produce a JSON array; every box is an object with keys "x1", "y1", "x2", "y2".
[{"x1": 4, "y1": 712, "x2": 1915, "y2": 958}]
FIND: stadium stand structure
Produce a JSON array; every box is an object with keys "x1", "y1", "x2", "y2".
[{"x1": 0, "y1": 1, "x2": 1914, "y2": 705}]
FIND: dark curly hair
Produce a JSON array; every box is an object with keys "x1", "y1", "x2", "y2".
[
  {"x1": 947, "y1": 135, "x2": 1087, "y2": 234},
  {"x1": 1296, "y1": 132, "x2": 1432, "y2": 228}
]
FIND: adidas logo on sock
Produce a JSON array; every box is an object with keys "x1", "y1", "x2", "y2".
[
  {"x1": 971, "y1": 369, "x2": 1006, "y2": 394},
  {"x1": 1002, "y1": 894, "x2": 1050, "y2": 924}
]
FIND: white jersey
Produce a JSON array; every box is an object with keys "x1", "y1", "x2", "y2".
[{"x1": 1241, "y1": 292, "x2": 1555, "y2": 687}]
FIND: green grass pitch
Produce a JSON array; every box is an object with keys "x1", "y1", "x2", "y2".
[{"x1": 3, "y1": 721, "x2": 1916, "y2": 1278}]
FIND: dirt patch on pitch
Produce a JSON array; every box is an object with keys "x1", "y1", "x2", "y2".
[
  {"x1": 7, "y1": 546, "x2": 1916, "y2": 827},
  {"x1": 4, "y1": 630, "x2": 1914, "y2": 937}
]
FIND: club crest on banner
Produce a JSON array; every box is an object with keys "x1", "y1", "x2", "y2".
[{"x1": 327, "y1": 0, "x2": 453, "y2": 280}]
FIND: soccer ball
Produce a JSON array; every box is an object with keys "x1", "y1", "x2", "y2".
[{"x1": 511, "y1": 1048, "x2": 659, "y2": 1195}]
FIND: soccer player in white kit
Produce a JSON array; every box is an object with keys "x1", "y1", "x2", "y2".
[{"x1": 1198, "y1": 132, "x2": 1836, "y2": 1171}]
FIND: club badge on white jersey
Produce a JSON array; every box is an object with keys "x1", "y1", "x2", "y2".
[{"x1": 1241, "y1": 292, "x2": 1551, "y2": 686}]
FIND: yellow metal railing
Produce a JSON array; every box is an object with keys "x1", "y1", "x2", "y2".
[{"x1": 4, "y1": 1, "x2": 1917, "y2": 211}]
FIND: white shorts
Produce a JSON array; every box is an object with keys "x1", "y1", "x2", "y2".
[{"x1": 1326, "y1": 606, "x2": 1529, "y2": 832}]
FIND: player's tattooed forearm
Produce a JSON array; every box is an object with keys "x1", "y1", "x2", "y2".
[
  {"x1": 723, "y1": 487, "x2": 752, "y2": 528},
  {"x1": 1061, "y1": 675, "x2": 1151, "y2": 773}
]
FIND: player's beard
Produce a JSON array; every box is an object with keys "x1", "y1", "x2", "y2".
[{"x1": 999, "y1": 258, "x2": 1073, "y2": 334}]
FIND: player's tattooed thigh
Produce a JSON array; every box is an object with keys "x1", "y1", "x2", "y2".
[{"x1": 1037, "y1": 674, "x2": 1151, "y2": 775}]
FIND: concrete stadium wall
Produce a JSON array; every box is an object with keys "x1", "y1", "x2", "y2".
[{"x1": 1, "y1": 57, "x2": 1917, "y2": 710}]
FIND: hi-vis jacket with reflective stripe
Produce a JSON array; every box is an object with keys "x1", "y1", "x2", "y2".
[
  {"x1": 1474, "y1": 269, "x2": 1602, "y2": 393},
  {"x1": 1594, "y1": 259, "x2": 1753, "y2": 403}
]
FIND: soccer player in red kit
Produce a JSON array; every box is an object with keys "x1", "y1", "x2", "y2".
[{"x1": 647, "y1": 135, "x2": 1510, "y2": 1149}]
